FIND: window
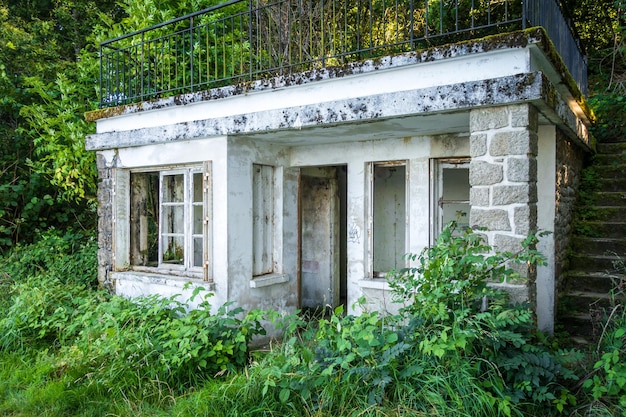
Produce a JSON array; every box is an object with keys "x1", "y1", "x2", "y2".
[
  {"x1": 252, "y1": 164, "x2": 274, "y2": 276},
  {"x1": 370, "y1": 161, "x2": 407, "y2": 277},
  {"x1": 129, "y1": 165, "x2": 210, "y2": 280},
  {"x1": 432, "y1": 158, "x2": 470, "y2": 238}
]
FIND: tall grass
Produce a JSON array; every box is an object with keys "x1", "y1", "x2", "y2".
[{"x1": 1, "y1": 224, "x2": 618, "y2": 416}]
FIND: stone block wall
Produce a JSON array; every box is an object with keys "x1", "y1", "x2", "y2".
[
  {"x1": 96, "y1": 153, "x2": 114, "y2": 290},
  {"x1": 469, "y1": 104, "x2": 539, "y2": 303},
  {"x1": 554, "y1": 129, "x2": 585, "y2": 295}
]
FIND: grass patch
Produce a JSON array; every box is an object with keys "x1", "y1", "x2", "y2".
[{"x1": 0, "y1": 225, "x2": 624, "y2": 416}]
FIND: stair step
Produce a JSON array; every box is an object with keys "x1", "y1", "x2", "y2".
[
  {"x1": 597, "y1": 142, "x2": 626, "y2": 154},
  {"x1": 589, "y1": 191, "x2": 626, "y2": 206},
  {"x1": 594, "y1": 153, "x2": 626, "y2": 165},
  {"x1": 575, "y1": 221, "x2": 626, "y2": 238},
  {"x1": 597, "y1": 178, "x2": 626, "y2": 192},
  {"x1": 562, "y1": 291, "x2": 612, "y2": 311},
  {"x1": 593, "y1": 164, "x2": 626, "y2": 179},
  {"x1": 565, "y1": 271, "x2": 624, "y2": 294},
  {"x1": 556, "y1": 311, "x2": 598, "y2": 340},
  {"x1": 569, "y1": 254, "x2": 624, "y2": 274},
  {"x1": 598, "y1": 135, "x2": 624, "y2": 143},
  {"x1": 580, "y1": 206, "x2": 626, "y2": 222},
  {"x1": 571, "y1": 237, "x2": 626, "y2": 256}
]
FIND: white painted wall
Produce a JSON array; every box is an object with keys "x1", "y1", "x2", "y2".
[
  {"x1": 95, "y1": 48, "x2": 530, "y2": 135},
  {"x1": 288, "y1": 134, "x2": 468, "y2": 314},
  {"x1": 105, "y1": 138, "x2": 230, "y2": 311},
  {"x1": 537, "y1": 125, "x2": 557, "y2": 333}
]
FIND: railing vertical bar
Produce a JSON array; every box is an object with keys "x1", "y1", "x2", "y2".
[
  {"x1": 321, "y1": 0, "x2": 325, "y2": 67},
  {"x1": 425, "y1": 0, "x2": 429, "y2": 38},
  {"x1": 222, "y1": 15, "x2": 226, "y2": 84},
  {"x1": 140, "y1": 32, "x2": 145, "y2": 102},
  {"x1": 99, "y1": 46, "x2": 104, "y2": 106},
  {"x1": 368, "y1": 0, "x2": 374, "y2": 50},
  {"x1": 409, "y1": 0, "x2": 414, "y2": 48},
  {"x1": 438, "y1": 0, "x2": 442, "y2": 34},
  {"x1": 190, "y1": 16, "x2": 195, "y2": 92}
]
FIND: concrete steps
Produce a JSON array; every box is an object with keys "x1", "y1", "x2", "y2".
[{"x1": 558, "y1": 136, "x2": 626, "y2": 342}]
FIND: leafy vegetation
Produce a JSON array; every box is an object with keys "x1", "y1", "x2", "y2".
[
  {"x1": 0, "y1": 224, "x2": 599, "y2": 416},
  {"x1": 0, "y1": 0, "x2": 622, "y2": 252}
]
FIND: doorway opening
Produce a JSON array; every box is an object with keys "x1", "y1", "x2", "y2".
[{"x1": 299, "y1": 165, "x2": 347, "y2": 312}]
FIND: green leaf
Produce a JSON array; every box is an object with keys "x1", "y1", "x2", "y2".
[{"x1": 279, "y1": 388, "x2": 290, "y2": 403}]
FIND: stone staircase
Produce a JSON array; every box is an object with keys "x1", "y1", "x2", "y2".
[{"x1": 560, "y1": 137, "x2": 626, "y2": 343}]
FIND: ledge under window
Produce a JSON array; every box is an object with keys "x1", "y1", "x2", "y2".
[
  {"x1": 358, "y1": 278, "x2": 391, "y2": 291},
  {"x1": 250, "y1": 273, "x2": 289, "y2": 288},
  {"x1": 112, "y1": 271, "x2": 215, "y2": 306}
]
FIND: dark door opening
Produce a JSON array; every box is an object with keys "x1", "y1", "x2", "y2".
[{"x1": 299, "y1": 165, "x2": 347, "y2": 311}]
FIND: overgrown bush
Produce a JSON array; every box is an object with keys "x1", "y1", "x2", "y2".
[
  {"x1": 0, "y1": 229, "x2": 98, "y2": 350},
  {"x1": 244, "y1": 223, "x2": 579, "y2": 416},
  {"x1": 56, "y1": 293, "x2": 268, "y2": 392},
  {"x1": 575, "y1": 260, "x2": 626, "y2": 416},
  {"x1": 0, "y1": 224, "x2": 586, "y2": 415},
  {"x1": 0, "y1": 231, "x2": 267, "y2": 396}
]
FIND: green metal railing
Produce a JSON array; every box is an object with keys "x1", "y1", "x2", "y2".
[{"x1": 100, "y1": 0, "x2": 586, "y2": 108}]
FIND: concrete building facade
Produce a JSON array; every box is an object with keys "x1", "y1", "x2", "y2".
[{"x1": 86, "y1": 28, "x2": 592, "y2": 333}]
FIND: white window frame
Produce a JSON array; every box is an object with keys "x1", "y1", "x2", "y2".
[
  {"x1": 431, "y1": 158, "x2": 470, "y2": 242},
  {"x1": 368, "y1": 160, "x2": 408, "y2": 279},
  {"x1": 118, "y1": 163, "x2": 212, "y2": 281}
]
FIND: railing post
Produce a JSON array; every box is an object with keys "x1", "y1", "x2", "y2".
[
  {"x1": 140, "y1": 31, "x2": 145, "y2": 102},
  {"x1": 190, "y1": 15, "x2": 195, "y2": 93},
  {"x1": 99, "y1": 45, "x2": 104, "y2": 107},
  {"x1": 248, "y1": 0, "x2": 254, "y2": 82},
  {"x1": 409, "y1": 0, "x2": 414, "y2": 49}
]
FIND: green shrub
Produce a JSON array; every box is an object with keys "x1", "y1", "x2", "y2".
[
  {"x1": 389, "y1": 223, "x2": 578, "y2": 411},
  {"x1": 0, "y1": 230, "x2": 98, "y2": 350},
  {"x1": 0, "y1": 228, "x2": 97, "y2": 287},
  {"x1": 577, "y1": 266, "x2": 626, "y2": 416},
  {"x1": 54, "y1": 292, "x2": 268, "y2": 392},
  {"x1": 241, "y1": 224, "x2": 581, "y2": 416}
]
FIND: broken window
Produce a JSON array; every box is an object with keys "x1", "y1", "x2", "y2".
[
  {"x1": 371, "y1": 162, "x2": 407, "y2": 277},
  {"x1": 129, "y1": 165, "x2": 210, "y2": 279},
  {"x1": 432, "y1": 158, "x2": 470, "y2": 238},
  {"x1": 252, "y1": 164, "x2": 275, "y2": 276}
]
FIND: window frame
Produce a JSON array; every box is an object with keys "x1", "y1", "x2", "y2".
[
  {"x1": 120, "y1": 163, "x2": 212, "y2": 281},
  {"x1": 367, "y1": 160, "x2": 409, "y2": 279},
  {"x1": 252, "y1": 163, "x2": 276, "y2": 277},
  {"x1": 430, "y1": 157, "x2": 470, "y2": 242}
]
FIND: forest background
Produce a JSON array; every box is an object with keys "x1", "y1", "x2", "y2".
[
  {"x1": 0, "y1": 0, "x2": 623, "y2": 250},
  {"x1": 0, "y1": 1, "x2": 625, "y2": 416}
]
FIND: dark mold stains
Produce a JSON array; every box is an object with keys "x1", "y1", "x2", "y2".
[{"x1": 87, "y1": 29, "x2": 564, "y2": 123}]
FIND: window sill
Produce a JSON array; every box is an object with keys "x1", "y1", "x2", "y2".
[
  {"x1": 250, "y1": 273, "x2": 289, "y2": 288},
  {"x1": 112, "y1": 270, "x2": 215, "y2": 291},
  {"x1": 358, "y1": 278, "x2": 391, "y2": 291}
]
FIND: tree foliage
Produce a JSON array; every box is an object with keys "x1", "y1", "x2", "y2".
[
  {"x1": 0, "y1": 0, "x2": 624, "y2": 252},
  {"x1": 0, "y1": 0, "x2": 220, "y2": 251},
  {"x1": 0, "y1": 1, "x2": 122, "y2": 249}
]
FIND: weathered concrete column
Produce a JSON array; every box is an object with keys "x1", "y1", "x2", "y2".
[
  {"x1": 96, "y1": 153, "x2": 114, "y2": 290},
  {"x1": 469, "y1": 104, "x2": 539, "y2": 305}
]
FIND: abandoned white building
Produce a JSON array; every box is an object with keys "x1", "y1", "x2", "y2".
[{"x1": 86, "y1": 0, "x2": 592, "y2": 333}]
